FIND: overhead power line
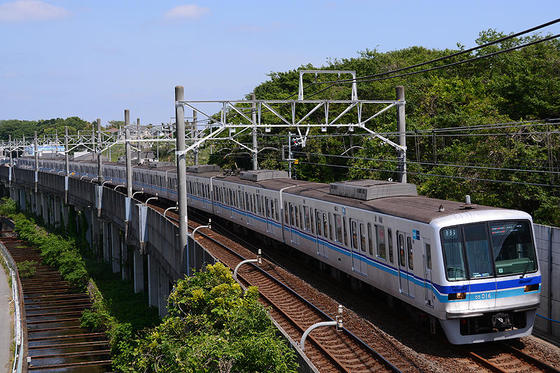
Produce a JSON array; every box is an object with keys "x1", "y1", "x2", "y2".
[
  {"x1": 296, "y1": 161, "x2": 560, "y2": 188},
  {"x1": 302, "y1": 18, "x2": 560, "y2": 89},
  {"x1": 304, "y1": 32, "x2": 560, "y2": 99},
  {"x1": 292, "y1": 151, "x2": 560, "y2": 175}
]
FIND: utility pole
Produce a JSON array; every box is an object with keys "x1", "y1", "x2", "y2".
[
  {"x1": 92, "y1": 123, "x2": 96, "y2": 161},
  {"x1": 193, "y1": 110, "x2": 199, "y2": 165},
  {"x1": 288, "y1": 132, "x2": 293, "y2": 179},
  {"x1": 125, "y1": 110, "x2": 132, "y2": 198},
  {"x1": 64, "y1": 127, "x2": 69, "y2": 176},
  {"x1": 64, "y1": 126, "x2": 69, "y2": 204},
  {"x1": 251, "y1": 93, "x2": 258, "y2": 170},
  {"x1": 396, "y1": 86, "x2": 407, "y2": 183},
  {"x1": 34, "y1": 131, "x2": 38, "y2": 193},
  {"x1": 175, "y1": 86, "x2": 189, "y2": 276},
  {"x1": 97, "y1": 118, "x2": 103, "y2": 185},
  {"x1": 8, "y1": 135, "x2": 12, "y2": 185},
  {"x1": 136, "y1": 118, "x2": 141, "y2": 165}
]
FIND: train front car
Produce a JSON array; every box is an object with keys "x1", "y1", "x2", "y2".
[{"x1": 431, "y1": 209, "x2": 541, "y2": 344}]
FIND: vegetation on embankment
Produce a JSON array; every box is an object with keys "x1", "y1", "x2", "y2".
[
  {"x1": 0, "y1": 198, "x2": 89, "y2": 291},
  {"x1": 80, "y1": 260, "x2": 160, "y2": 372},
  {"x1": 0, "y1": 197, "x2": 159, "y2": 371},
  {"x1": 130, "y1": 262, "x2": 299, "y2": 372}
]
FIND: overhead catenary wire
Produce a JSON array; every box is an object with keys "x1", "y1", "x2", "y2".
[
  {"x1": 296, "y1": 161, "x2": 560, "y2": 188},
  {"x1": 303, "y1": 33, "x2": 560, "y2": 100},
  {"x1": 291, "y1": 151, "x2": 560, "y2": 175},
  {"x1": 294, "y1": 18, "x2": 560, "y2": 91}
]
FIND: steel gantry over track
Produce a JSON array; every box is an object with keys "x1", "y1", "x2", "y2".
[{"x1": 175, "y1": 86, "x2": 408, "y2": 183}]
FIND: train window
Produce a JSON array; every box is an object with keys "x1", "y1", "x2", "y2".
[
  {"x1": 359, "y1": 223, "x2": 366, "y2": 252},
  {"x1": 295, "y1": 205, "x2": 300, "y2": 228},
  {"x1": 376, "y1": 225, "x2": 387, "y2": 260},
  {"x1": 388, "y1": 228, "x2": 394, "y2": 263},
  {"x1": 316, "y1": 211, "x2": 322, "y2": 236},
  {"x1": 343, "y1": 218, "x2": 348, "y2": 246},
  {"x1": 245, "y1": 192, "x2": 249, "y2": 210},
  {"x1": 464, "y1": 223, "x2": 493, "y2": 279},
  {"x1": 328, "y1": 213, "x2": 333, "y2": 240},
  {"x1": 264, "y1": 197, "x2": 269, "y2": 217},
  {"x1": 351, "y1": 220, "x2": 358, "y2": 249},
  {"x1": 256, "y1": 196, "x2": 261, "y2": 215},
  {"x1": 303, "y1": 206, "x2": 310, "y2": 231},
  {"x1": 274, "y1": 199, "x2": 279, "y2": 221},
  {"x1": 426, "y1": 243, "x2": 432, "y2": 270},
  {"x1": 284, "y1": 202, "x2": 289, "y2": 223},
  {"x1": 323, "y1": 214, "x2": 329, "y2": 240},
  {"x1": 398, "y1": 232, "x2": 405, "y2": 267},
  {"x1": 367, "y1": 223, "x2": 373, "y2": 255},
  {"x1": 407, "y1": 236, "x2": 413, "y2": 270},
  {"x1": 334, "y1": 214, "x2": 343, "y2": 243},
  {"x1": 440, "y1": 227, "x2": 467, "y2": 280},
  {"x1": 310, "y1": 209, "x2": 314, "y2": 234}
]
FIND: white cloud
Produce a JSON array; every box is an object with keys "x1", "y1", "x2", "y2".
[
  {"x1": 0, "y1": 0, "x2": 69, "y2": 22},
  {"x1": 164, "y1": 4, "x2": 209, "y2": 20}
]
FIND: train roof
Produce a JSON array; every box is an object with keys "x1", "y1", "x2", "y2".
[{"x1": 210, "y1": 173, "x2": 502, "y2": 224}]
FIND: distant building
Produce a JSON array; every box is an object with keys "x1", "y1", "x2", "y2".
[{"x1": 24, "y1": 145, "x2": 65, "y2": 156}]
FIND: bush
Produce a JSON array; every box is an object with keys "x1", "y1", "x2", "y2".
[
  {"x1": 131, "y1": 263, "x2": 298, "y2": 373},
  {"x1": 0, "y1": 198, "x2": 88, "y2": 291},
  {"x1": 16, "y1": 260, "x2": 37, "y2": 278}
]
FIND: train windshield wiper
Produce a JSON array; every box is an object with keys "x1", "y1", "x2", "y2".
[{"x1": 520, "y1": 259, "x2": 532, "y2": 279}]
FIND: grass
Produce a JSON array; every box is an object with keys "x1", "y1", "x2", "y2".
[
  {"x1": 17, "y1": 260, "x2": 37, "y2": 278},
  {"x1": 84, "y1": 257, "x2": 160, "y2": 332}
]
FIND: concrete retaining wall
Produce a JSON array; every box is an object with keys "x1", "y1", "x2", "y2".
[{"x1": 534, "y1": 223, "x2": 560, "y2": 343}]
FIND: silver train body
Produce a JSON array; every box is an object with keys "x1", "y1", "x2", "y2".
[{"x1": 15, "y1": 157, "x2": 541, "y2": 344}]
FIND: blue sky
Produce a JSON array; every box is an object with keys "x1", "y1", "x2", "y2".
[{"x1": 0, "y1": 0, "x2": 559, "y2": 125}]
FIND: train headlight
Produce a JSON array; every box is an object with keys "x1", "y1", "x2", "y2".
[
  {"x1": 448, "y1": 292, "x2": 466, "y2": 300},
  {"x1": 524, "y1": 284, "x2": 539, "y2": 292}
]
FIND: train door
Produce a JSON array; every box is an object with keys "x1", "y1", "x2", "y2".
[
  {"x1": 423, "y1": 238, "x2": 435, "y2": 307},
  {"x1": 315, "y1": 210, "x2": 327, "y2": 258},
  {"x1": 245, "y1": 192, "x2": 252, "y2": 227},
  {"x1": 397, "y1": 231, "x2": 412, "y2": 297},
  {"x1": 288, "y1": 202, "x2": 299, "y2": 245},
  {"x1": 265, "y1": 197, "x2": 273, "y2": 234},
  {"x1": 350, "y1": 219, "x2": 366, "y2": 275}
]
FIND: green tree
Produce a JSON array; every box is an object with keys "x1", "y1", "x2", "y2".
[{"x1": 131, "y1": 263, "x2": 298, "y2": 373}]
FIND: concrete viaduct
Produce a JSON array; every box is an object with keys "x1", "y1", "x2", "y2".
[{"x1": 0, "y1": 165, "x2": 216, "y2": 318}]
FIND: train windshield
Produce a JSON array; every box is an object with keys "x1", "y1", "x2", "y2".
[{"x1": 441, "y1": 220, "x2": 537, "y2": 281}]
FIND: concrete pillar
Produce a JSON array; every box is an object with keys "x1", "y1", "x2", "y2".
[
  {"x1": 121, "y1": 242, "x2": 130, "y2": 281},
  {"x1": 53, "y1": 197, "x2": 61, "y2": 228},
  {"x1": 158, "y1": 267, "x2": 169, "y2": 317},
  {"x1": 133, "y1": 250, "x2": 144, "y2": 293},
  {"x1": 111, "y1": 223, "x2": 120, "y2": 273},
  {"x1": 102, "y1": 221, "x2": 110, "y2": 263},
  {"x1": 148, "y1": 254, "x2": 159, "y2": 307},
  {"x1": 85, "y1": 209, "x2": 93, "y2": 247},
  {"x1": 42, "y1": 193, "x2": 48, "y2": 222},
  {"x1": 175, "y1": 86, "x2": 190, "y2": 275},
  {"x1": 61, "y1": 202, "x2": 68, "y2": 229}
]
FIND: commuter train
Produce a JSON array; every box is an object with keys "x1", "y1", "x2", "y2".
[{"x1": 13, "y1": 157, "x2": 541, "y2": 344}]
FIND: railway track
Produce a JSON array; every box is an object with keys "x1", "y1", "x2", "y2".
[
  {"x1": 468, "y1": 343, "x2": 560, "y2": 373},
  {"x1": 1, "y1": 236, "x2": 111, "y2": 372},
  {"x1": 152, "y1": 203, "x2": 419, "y2": 372}
]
